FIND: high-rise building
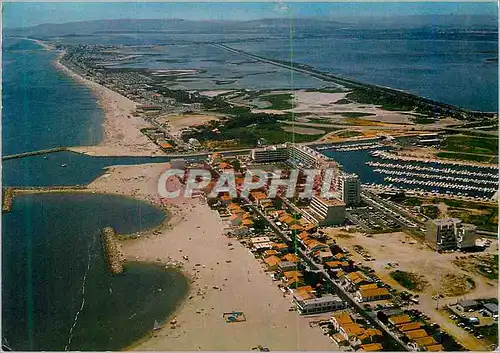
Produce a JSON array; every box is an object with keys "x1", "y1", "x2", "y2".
[
  {"x1": 338, "y1": 173, "x2": 361, "y2": 206},
  {"x1": 426, "y1": 218, "x2": 477, "y2": 251},
  {"x1": 456, "y1": 223, "x2": 477, "y2": 249},
  {"x1": 286, "y1": 143, "x2": 328, "y2": 169}
]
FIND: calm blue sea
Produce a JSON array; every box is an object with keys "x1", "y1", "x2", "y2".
[
  {"x1": 230, "y1": 31, "x2": 498, "y2": 112},
  {"x1": 2, "y1": 193, "x2": 188, "y2": 351},
  {"x1": 2, "y1": 39, "x2": 187, "y2": 351},
  {"x1": 1, "y1": 24, "x2": 497, "y2": 350},
  {"x1": 2, "y1": 38, "x2": 103, "y2": 155}
]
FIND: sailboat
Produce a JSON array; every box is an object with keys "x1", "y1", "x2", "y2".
[{"x1": 153, "y1": 320, "x2": 162, "y2": 331}]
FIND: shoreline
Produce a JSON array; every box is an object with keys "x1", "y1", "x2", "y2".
[
  {"x1": 16, "y1": 38, "x2": 496, "y2": 351},
  {"x1": 86, "y1": 162, "x2": 338, "y2": 351},
  {"x1": 52, "y1": 48, "x2": 162, "y2": 157}
]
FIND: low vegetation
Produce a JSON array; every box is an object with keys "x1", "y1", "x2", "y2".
[
  {"x1": 182, "y1": 109, "x2": 328, "y2": 147},
  {"x1": 410, "y1": 116, "x2": 437, "y2": 124},
  {"x1": 437, "y1": 273, "x2": 475, "y2": 297},
  {"x1": 454, "y1": 254, "x2": 498, "y2": 281},
  {"x1": 420, "y1": 204, "x2": 439, "y2": 219},
  {"x1": 436, "y1": 152, "x2": 495, "y2": 163},
  {"x1": 336, "y1": 130, "x2": 364, "y2": 138},
  {"x1": 339, "y1": 112, "x2": 376, "y2": 118},
  {"x1": 442, "y1": 199, "x2": 498, "y2": 232},
  {"x1": 404, "y1": 197, "x2": 498, "y2": 232},
  {"x1": 440, "y1": 134, "x2": 498, "y2": 156},
  {"x1": 262, "y1": 93, "x2": 294, "y2": 110},
  {"x1": 390, "y1": 270, "x2": 428, "y2": 292}
]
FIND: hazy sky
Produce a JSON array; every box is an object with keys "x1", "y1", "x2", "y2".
[{"x1": 3, "y1": 2, "x2": 497, "y2": 28}]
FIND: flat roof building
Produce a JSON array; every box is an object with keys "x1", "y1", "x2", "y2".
[
  {"x1": 250, "y1": 144, "x2": 288, "y2": 163},
  {"x1": 426, "y1": 218, "x2": 477, "y2": 251},
  {"x1": 338, "y1": 172, "x2": 361, "y2": 206},
  {"x1": 292, "y1": 293, "x2": 345, "y2": 315},
  {"x1": 483, "y1": 303, "x2": 498, "y2": 316},
  {"x1": 307, "y1": 196, "x2": 346, "y2": 226},
  {"x1": 457, "y1": 299, "x2": 479, "y2": 312}
]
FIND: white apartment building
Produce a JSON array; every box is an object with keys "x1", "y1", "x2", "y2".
[
  {"x1": 250, "y1": 144, "x2": 288, "y2": 163},
  {"x1": 293, "y1": 293, "x2": 345, "y2": 315}
]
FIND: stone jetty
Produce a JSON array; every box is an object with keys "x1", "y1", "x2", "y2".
[
  {"x1": 2, "y1": 188, "x2": 14, "y2": 212},
  {"x1": 101, "y1": 227, "x2": 124, "y2": 275}
]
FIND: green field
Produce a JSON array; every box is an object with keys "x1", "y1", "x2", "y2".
[
  {"x1": 411, "y1": 116, "x2": 437, "y2": 124},
  {"x1": 335, "y1": 98, "x2": 351, "y2": 104},
  {"x1": 440, "y1": 134, "x2": 498, "y2": 155},
  {"x1": 416, "y1": 198, "x2": 499, "y2": 232},
  {"x1": 421, "y1": 205, "x2": 439, "y2": 219},
  {"x1": 436, "y1": 152, "x2": 495, "y2": 163},
  {"x1": 261, "y1": 93, "x2": 294, "y2": 110},
  {"x1": 182, "y1": 107, "x2": 330, "y2": 146}
]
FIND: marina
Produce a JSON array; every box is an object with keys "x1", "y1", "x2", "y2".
[
  {"x1": 372, "y1": 168, "x2": 498, "y2": 186},
  {"x1": 320, "y1": 144, "x2": 498, "y2": 199},
  {"x1": 362, "y1": 183, "x2": 496, "y2": 204},
  {"x1": 382, "y1": 176, "x2": 497, "y2": 194},
  {"x1": 366, "y1": 161, "x2": 498, "y2": 179},
  {"x1": 370, "y1": 150, "x2": 499, "y2": 170},
  {"x1": 316, "y1": 141, "x2": 384, "y2": 152}
]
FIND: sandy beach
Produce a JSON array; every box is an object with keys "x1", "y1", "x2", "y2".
[
  {"x1": 52, "y1": 51, "x2": 161, "y2": 156},
  {"x1": 87, "y1": 163, "x2": 338, "y2": 351}
]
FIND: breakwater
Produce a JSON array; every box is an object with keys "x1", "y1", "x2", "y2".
[
  {"x1": 101, "y1": 227, "x2": 124, "y2": 275},
  {"x1": 2, "y1": 147, "x2": 68, "y2": 160},
  {"x1": 2, "y1": 186, "x2": 87, "y2": 212},
  {"x1": 2, "y1": 189, "x2": 14, "y2": 212}
]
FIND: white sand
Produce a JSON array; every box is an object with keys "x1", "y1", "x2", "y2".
[
  {"x1": 54, "y1": 52, "x2": 161, "y2": 156},
  {"x1": 199, "y1": 90, "x2": 234, "y2": 97},
  {"x1": 88, "y1": 163, "x2": 339, "y2": 351},
  {"x1": 161, "y1": 113, "x2": 220, "y2": 136}
]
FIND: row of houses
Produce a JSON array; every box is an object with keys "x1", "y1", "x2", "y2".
[
  {"x1": 339, "y1": 271, "x2": 392, "y2": 303},
  {"x1": 386, "y1": 314, "x2": 444, "y2": 351},
  {"x1": 330, "y1": 312, "x2": 384, "y2": 351}
]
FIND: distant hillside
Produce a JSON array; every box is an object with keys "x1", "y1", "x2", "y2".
[{"x1": 5, "y1": 15, "x2": 497, "y2": 39}]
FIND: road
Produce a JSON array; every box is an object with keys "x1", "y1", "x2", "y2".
[
  {"x1": 212, "y1": 44, "x2": 494, "y2": 118},
  {"x1": 207, "y1": 162, "x2": 408, "y2": 350},
  {"x1": 246, "y1": 196, "x2": 409, "y2": 351}
]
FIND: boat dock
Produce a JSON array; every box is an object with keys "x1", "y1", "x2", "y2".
[
  {"x1": 101, "y1": 227, "x2": 124, "y2": 275},
  {"x1": 2, "y1": 147, "x2": 68, "y2": 161}
]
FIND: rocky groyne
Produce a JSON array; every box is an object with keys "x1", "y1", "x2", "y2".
[
  {"x1": 101, "y1": 227, "x2": 124, "y2": 275},
  {"x1": 2, "y1": 188, "x2": 14, "y2": 212}
]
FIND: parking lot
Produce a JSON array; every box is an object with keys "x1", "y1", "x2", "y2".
[
  {"x1": 445, "y1": 304, "x2": 497, "y2": 343},
  {"x1": 327, "y1": 229, "x2": 498, "y2": 350},
  {"x1": 347, "y1": 207, "x2": 400, "y2": 233}
]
